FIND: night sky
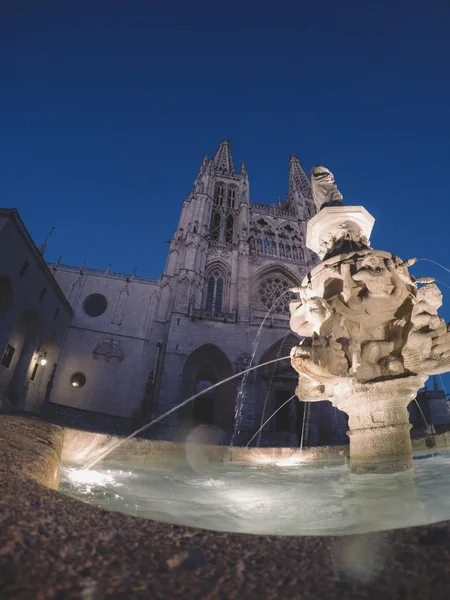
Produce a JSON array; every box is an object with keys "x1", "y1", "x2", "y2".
[{"x1": 2, "y1": 2, "x2": 450, "y2": 321}]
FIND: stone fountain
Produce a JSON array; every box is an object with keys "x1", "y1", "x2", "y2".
[{"x1": 290, "y1": 166, "x2": 450, "y2": 474}]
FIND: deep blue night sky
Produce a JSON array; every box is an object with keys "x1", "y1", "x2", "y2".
[{"x1": 2, "y1": 2, "x2": 450, "y2": 304}]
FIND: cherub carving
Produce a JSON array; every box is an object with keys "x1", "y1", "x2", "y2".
[
  {"x1": 290, "y1": 335, "x2": 349, "y2": 384},
  {"x1": 402, "y1": 283, "x2": 450, "y2": 374}
]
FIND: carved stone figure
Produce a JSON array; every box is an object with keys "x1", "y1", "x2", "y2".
[
  {"x1": 311, "y1": 166, "x2": 344, "y2": 212},
  {"x1": 289, "y1": 184, "x2": 450, "y2": 474}
]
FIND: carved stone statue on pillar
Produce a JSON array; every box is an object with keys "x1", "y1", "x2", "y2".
[{"x1": 289, "y1": 166, "x2": 450, "y2": 474}]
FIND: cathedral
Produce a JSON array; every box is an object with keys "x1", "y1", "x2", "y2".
[{"x1": 1, "y1": 140, "x2": 447, "y2": 445}]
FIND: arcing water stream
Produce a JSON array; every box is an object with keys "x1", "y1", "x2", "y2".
[{"x1": 82, "y1": 355, "x2": 291, "y2": 470}]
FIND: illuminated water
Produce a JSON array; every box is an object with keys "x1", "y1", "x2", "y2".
[{"x1": 59, "y1": 451, "x2": 450, "y2": 536}]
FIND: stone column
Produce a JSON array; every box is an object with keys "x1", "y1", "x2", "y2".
[{"x1": 332, "y1": 376, "x2": 426, "y2": 474}]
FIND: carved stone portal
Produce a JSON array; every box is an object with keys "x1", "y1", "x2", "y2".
[{"x1": 290, "y1": 171, "x2": 450, "y2": 474}]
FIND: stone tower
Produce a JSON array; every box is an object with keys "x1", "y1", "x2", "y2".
[{"x1": 151, "y1": 140, "x2": 325, "y2": 445}]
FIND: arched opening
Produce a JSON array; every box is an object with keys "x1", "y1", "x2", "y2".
[
  {"x1": 24, "y1": 332, "x2": 60, "y2": 413},
  {"x1": 211, "y1": 212, "x2": 221, "y2": 242},
  {"x1": 253, "y1": 334, "x2": 302, "y2": 447},
  {"x1": 227, "y1": 187, "x2": 236, "y2": 209},
  {"x1": 205, "y1": 270, "x2": 224, "y2": 314},
  {"x1": 215, "y1": 184, "x2": 225, "y2": 206},
  {"x1": 6, "y1": 310, "x2": 41, "y2": 408},
  {"x1": 225, "y1": 215, "x2": 234, "y2": 245},
  {"x1": 181, "y1": 344, "x2": 236, "y2": 430}
]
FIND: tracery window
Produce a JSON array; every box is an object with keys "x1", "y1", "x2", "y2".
[
  {"x1": 227, "y1": 187, "x2": 236, "y2": 209},
  {"x1": 205, "y1": 270, "x2": 224, "y2": 313},
  {"x1": 257, "y1": 276, "x2": 293, "y2": 314},
  {"x1": 215, "y1": 184, "x2": 225, "y2": 206},
  {"x1": 211, "y1": 212, "x2": 221, "y2": 242},
  {"x1": 225, "y1": 215, "x2": 234, "y2": 245}
]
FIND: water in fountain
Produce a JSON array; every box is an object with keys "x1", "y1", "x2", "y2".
[
  {"x1": 245, "y1": 394, "x2": 296, "y2": 447},
  {"x1": 61, "y1": 450, "x2": 450, "y2": 537},
  {"x1": 82, "y1": 355, "x2": 291, "y2": 470},
  {"x1": 230, "y1": 289, "x2": 292, "y2": 447}
]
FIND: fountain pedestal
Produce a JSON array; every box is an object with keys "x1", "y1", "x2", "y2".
[
  {"x1": 289, "y1": 168, "x2": 450, "y2": 474},
  {"x1": 332, "y1": 376, "x2": 426, "y2": 474}
]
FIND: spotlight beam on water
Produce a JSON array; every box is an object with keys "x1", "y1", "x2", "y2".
[
  {"x1": 245, "y1": 394, "x2": 296, "y2": 448},
  {"x1": 82, "y1": 355, "x2": 292, "y2": 470}
]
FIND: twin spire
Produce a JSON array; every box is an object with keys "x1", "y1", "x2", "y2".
[{"x1": 199, "y1": 139, "x2": 312, "y2": 199}]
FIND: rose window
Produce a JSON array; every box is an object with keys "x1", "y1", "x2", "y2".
[{"x1": 257, "y1": 276, "x2": 293, "y2": 313}]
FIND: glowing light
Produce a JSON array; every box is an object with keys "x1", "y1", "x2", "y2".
[
  {"x1": 276, "y1": 455, "x2": 306, "y2": 467},
  {"x1": 72, "y1": 381, "x2": 79, "y2": 388},
  {"x1": 40, "y1": 358, "x2": 47, "y2": 366},
  {"x1": 68, "y1": 468, "x2": 114, "y2": 486}
]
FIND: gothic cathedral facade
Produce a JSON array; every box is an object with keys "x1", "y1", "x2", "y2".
[{"x1": 1, "y1": 140, "x2": 348, "y2": 446}]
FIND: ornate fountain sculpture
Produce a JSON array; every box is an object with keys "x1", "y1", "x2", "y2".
[{"x1": 290, "y1": 166, "x2": 450, "y2": 473}]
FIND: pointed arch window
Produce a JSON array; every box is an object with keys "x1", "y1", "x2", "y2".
[
  {"x1": 249, "y1": 236, "x2": 256, "y2": 253},
  {"x1": 215, "y1": 184, "x2": 225, "y2": 206},
  {"x1": 263, "y1": 238, "x2": 270, "y2": 254},
  {"x1": 225, "y1": 215, "x2": 234, "y2": 245},
  {"x1": 270, "y1": 240, "x2": 277, "y2": 255},
  {"x1": 211, "y1": 212, "x2": 221, "y2": 242},
  {"x1": 205, "y1": 270, "x2": 224, "y2": 314},
  {"x1": 227, "y1": 187, "x2": 236, "y2": 209}
]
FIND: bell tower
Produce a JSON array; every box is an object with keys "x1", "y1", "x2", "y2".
[{"x1": 160, "y1": 139, "x2": 250, "y2": 321}]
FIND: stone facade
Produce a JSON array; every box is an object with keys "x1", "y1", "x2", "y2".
[
  {"x1": 0, "y1": 210, "x2": 72, "y2": 413},
  {"x1": 2, "y1": 142, "x2": 449, "y2": 446}
]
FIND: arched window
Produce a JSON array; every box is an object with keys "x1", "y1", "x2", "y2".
[
  {"x1": 286, "y1": 244, "x2": 291, "y2": 259},
  {"x1": 279, "y1": 243, "x2": 285, "y2": 257},
  {"x1": 205, "y1": 271, "x2": 224, "y2": 314},
  {"x1": 270, "y1": 240, "x2": 277, "y2": 255},
  {"x1": 211, "y1": 212, "x2": 221, "y2": 242},
  {"x1": 227, "y1": 187, "x2": 236, "y2": 209},
  {"x1": 215, "y1": 184, "x2": 225, "y2": 206},
  {"x1": 225, "y1": 215, "x2": 234, "y2": 245},
  {"x1": 263, "y1": 238, "x2": 270, "y2": 254},
  {"x1": 292, "y1": 246, "x2": 299, "y2": 260}
]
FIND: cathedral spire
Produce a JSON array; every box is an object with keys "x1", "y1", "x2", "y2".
[
  {"x1": 212, "y1": 139, "x2": 235, "y2": 175},
  {"x1": 287, "y1": 154, "x2": 312, "y2": 199}
]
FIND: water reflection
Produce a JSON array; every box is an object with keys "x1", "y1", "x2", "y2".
[{"x1": 61, "y1": 451, "x2": 450, "y2": 537}]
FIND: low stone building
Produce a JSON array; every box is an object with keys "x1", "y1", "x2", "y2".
[{"x1": 0, "y1": 209, "x2": 72, "y2": 413}]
